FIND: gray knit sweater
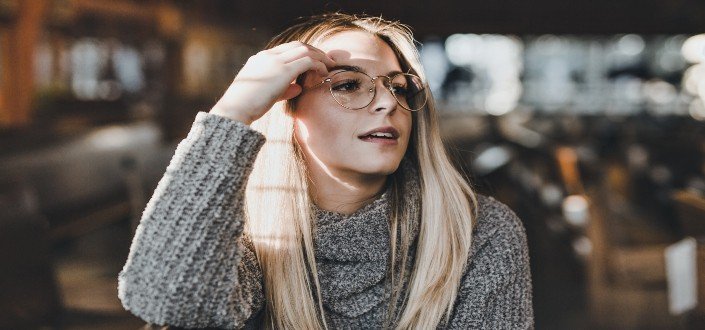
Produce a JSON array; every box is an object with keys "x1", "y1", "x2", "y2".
[{"x1": 118, "y1": 111, "x2": 534, "y2": 329}]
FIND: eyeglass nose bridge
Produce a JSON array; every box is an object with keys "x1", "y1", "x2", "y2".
[
  {"x1": 367, "y1": 75, "x2": 398, "y2": 98},
  {"x1": 349, "y1": 74, "x2": 416, "y2": 112}
]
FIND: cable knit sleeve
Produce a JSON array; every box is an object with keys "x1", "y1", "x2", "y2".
[
  {"x1": 117, "y1": 111, "x2": 266, "y2": 329},
  {"x1": 446, "y1": 195, "x2": 534, "y2": 329}
]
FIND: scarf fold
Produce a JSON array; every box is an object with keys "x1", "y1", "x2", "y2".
[{"x1": 312, "y1": 157, "x2": 421, "y2": 318}]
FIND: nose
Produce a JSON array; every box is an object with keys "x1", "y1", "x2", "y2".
[{"x1": 368, "y1": 77, "x2": 398, "y2": 114}]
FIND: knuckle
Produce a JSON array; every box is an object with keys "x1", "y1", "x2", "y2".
[
  {"x1": 302, "y1": 57, "x2": 314, "y2": 65},
  {"x1": 294, "y1": 45, "x2": 309, "y2": 54}
]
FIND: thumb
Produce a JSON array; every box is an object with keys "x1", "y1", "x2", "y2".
[{"x1": 280, "y1": 83, "x2": 303, "y2": 100}]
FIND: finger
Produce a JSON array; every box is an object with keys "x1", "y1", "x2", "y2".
[
  {"x1": 265, "y1": 41, "x2": 307, "y2": 54},
  {"x1": 277, "y1": 44, "x2": 336, "y2": 68},
  {"x1": 279, "y1": 46, "x2": 336, "y2": 69},
  {"x1": 277, "y1": 45, "x2": 313, "y2": 63},
  {"x1": 313, "y1": 61, "x2": 329, "y2": 77},
  {"x1": 306, "y1": 61, "x2": 329, "y2": 78},
  {"x1": 307, "y1": 45, "x2": 337, "y2": 67},
  {"x1": 288, "y1": 57, "x2": 329, "y2": 78}
]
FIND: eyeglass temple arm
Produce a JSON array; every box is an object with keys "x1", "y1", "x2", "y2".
[{"x1": 309, "y1": 78, "x2": 330, "y2": 89}]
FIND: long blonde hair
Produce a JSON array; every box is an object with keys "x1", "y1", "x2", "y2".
[{"x1": 244, "y1": 12, "x2": 478, "y2": 329}]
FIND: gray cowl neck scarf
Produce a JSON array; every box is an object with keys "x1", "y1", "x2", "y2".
[{"x1": 311, "y1": 156, "x2": 422, "y2": 318}]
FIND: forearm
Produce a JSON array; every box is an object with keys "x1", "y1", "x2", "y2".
[{"x1": 118, "y1": 112, "x2": 266, "y2": 329}]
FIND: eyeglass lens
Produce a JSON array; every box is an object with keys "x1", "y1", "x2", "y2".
[{"x1": 328, "y1": 71, "x2": 426, "y2": 111}]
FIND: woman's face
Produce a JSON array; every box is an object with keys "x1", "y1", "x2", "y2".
[{"x1": 293, "y1": 30, "x2": 413, "y2": 179}]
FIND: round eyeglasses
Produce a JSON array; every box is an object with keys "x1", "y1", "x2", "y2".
[{"x1": 302, "y1": 70, "x2": 427, "y2": 112}]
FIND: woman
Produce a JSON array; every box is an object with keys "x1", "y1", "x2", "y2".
[{"x1": 118, "y1": 12, "x2": 533, "y2": 329}]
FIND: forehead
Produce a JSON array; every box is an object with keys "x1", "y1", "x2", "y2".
[{"x1": 315, "y1": 30, "x2": 402, "y2": 72}]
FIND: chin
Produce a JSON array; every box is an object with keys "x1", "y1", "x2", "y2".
[{"x1": 355, "y1": 159, "x2": 401, "y2": 176}]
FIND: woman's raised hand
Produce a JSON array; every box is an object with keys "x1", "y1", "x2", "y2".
[{"x1": 209, "y1": 41, "x2": 336, "y2": 125}]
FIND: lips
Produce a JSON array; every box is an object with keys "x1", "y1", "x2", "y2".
[{"x1": 357, "y1": 126, "x2": 400, "y2": 139}]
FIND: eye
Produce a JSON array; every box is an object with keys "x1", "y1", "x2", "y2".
[
  {"x1": 391, "y1": 84, "x2": 409, "y2": 96},
  {"x1": 331, "y1": 79, "x2": 362, "y2": 92}
]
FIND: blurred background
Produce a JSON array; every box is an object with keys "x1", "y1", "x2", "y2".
[{"x1": 1, "y1": 0, "x2": 704, "y2": 329}]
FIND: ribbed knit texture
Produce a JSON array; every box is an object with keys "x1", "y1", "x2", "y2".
[{"x1": 118, "y1": 111, "x2": 534, "y2": 329}]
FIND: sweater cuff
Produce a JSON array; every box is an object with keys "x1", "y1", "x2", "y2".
[{"x1": 179, "y1": 111, "x2": 266, "y2": 167}]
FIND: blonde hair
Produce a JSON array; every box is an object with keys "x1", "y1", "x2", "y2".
[{"x1": 244, "y1": 12, "x2": 478, "y2": 329}]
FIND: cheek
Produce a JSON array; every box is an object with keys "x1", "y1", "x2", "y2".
[
  {"x1": 310, "y1": 116, "x2": 348, "y2": 146},
  {"x1": 400, "y1": 114, "x2": 413, "y2": 144},
  {"x1": 296, "y1": 106, "x2": 356, "y2": 156}
]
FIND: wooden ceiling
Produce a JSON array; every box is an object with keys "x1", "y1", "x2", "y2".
[{"x1": 180, "y1": 0, "x2": 705, "y2": 36}]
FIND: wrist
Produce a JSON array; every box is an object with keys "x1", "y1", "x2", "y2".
[{"x1": 209, "y1": 105, "x2": 253, "y2": 126}]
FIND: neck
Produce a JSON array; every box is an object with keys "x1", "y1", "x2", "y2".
[{"x1": 306, "y1": 161, "x2": 388, "y2": 216}]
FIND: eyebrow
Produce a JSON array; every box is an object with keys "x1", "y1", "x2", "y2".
[{"x1": 329, "y1": 64, "x2": 404, "y2": 77}]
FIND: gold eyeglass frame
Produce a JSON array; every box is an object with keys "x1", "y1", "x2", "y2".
[{"x1": 302, "y1": 70, "x2": 427, "y2": 112}]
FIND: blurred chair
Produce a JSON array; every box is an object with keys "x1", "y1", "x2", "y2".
[
  {"x1": 0, "y1": 176, "x2": 61, "y2": 328},
  {"x1": 0, "y1": 121, "x2": 165, "y2": 242},
  {"x1": 696, "y1": 241, "x2": 705, "y2": 328},
  {"x1": 672, "y1": 190, "x2": 705, "y2": 238},
  {"x1": 0, "y1": 120, "x2": 173, "y2": 327},
  {"x1": 672, "y1": 190, "x2": 705, "y2": 327},
  {"x1": 555, "y1": 147, "x2": 681, "y2": 329},
  {"x1": 585, "y1": 188, "x2": 677, "y2": 329}
]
